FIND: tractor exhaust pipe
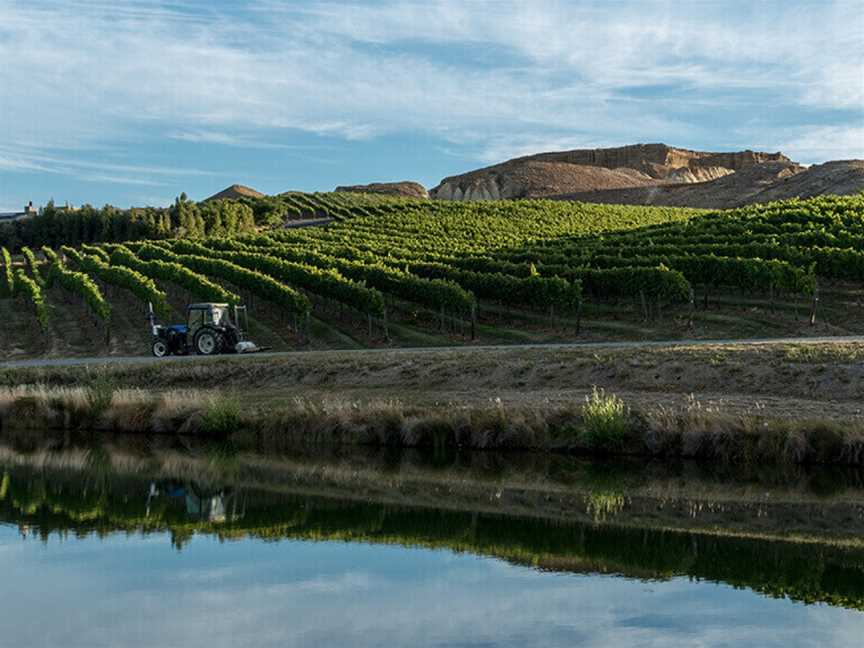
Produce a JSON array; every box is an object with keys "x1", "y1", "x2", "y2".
[{"x1": 147, "y1": 302, "x2": 158, "y2": 336}]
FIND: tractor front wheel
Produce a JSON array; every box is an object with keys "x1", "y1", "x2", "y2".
[
  {"x1": 152, "y1": 339, "x2": 169, "y2": 358},
  {"x1": 194, "y1": 329, "x2": 221, "y2": 356}
]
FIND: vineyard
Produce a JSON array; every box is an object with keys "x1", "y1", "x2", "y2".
[{"x1": 2, "y1": 192, "x2": 864, "y2": 357}]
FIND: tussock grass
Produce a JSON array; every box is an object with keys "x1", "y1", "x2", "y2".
[{"x1": 580, "y1": 387, "x2": 632, "y2": 451}]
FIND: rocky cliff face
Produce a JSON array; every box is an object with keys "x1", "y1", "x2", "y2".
[
  {"x1": 430, "y1": 144, "x2": 793, "y2": 201},
  {"x1": 335, "y1": 181, "x2": 428, "y2": 199}
]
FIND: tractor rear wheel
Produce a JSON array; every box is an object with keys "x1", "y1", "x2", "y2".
[
  {"x1": 152, "y1": 339, "x2": 169, "y2": 358},
  {"x1": 194, "y1": 328, "x2": 221, "y2": 356}
]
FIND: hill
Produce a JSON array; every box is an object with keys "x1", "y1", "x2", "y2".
[
  {"x1": 5, "y1": 194, "x2": 864, "y2": 362},
  {"x1": 204, "y1": 184, "x2": 264, "y2": 201},
  {"x1": 429, "y1": 143, "x2": 864, "y2": 207},
  {"x1": 560, "y1": 160, "x2": 864, "y2": 208},
  {"x1": 335, "y1": 181, "x2": 428, "y2": 199}
]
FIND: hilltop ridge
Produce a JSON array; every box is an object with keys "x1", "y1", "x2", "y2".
[
  {"x1": 429, "y1": 143, "x2": 864, "y2": 208},
  {"x1": 204, "y1": 184, "x2": 264, "y2": 201}
]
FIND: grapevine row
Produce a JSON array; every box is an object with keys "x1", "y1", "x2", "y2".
[
  {"x1": 135, "y1": 243, "x2": 311, "y2": 319},
  {"x1": 109, "y1": 245, "x2": 240, "y2": 306},
  {"x1": 61, "y1": 246, "x2": 171, "y2": 317},
  {"x1": 42, "y1": 247, "x2": 111, "y2": 322}
]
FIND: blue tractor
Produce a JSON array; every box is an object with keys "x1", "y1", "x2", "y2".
[{"x1": 147, "y1": 302, "x2": 262, "y2": 357}]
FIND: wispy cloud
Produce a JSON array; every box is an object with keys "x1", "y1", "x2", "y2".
[
  {"x1": 0, "y1": 0, "x2": 861, "y2": 204},
  {"x1": 0, "y1": 146, "x2": 220, "y2": 186}
]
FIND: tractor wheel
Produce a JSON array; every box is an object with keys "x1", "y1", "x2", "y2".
[
  {"x1": 152, "y1": 339, "x2": 169, "y2": 358},
  {"x1": 194, "y1": 328, "x2": 221, "y2": 356}
]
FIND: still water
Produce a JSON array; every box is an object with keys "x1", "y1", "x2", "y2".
[{"x1": 1, "y1": 434, "x2": 863, "y2": 647}]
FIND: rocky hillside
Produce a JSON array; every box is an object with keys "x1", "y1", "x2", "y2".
[
  {"x1": 560, "y1": 160, "x2": 864, "y2": 209},
  {"x1": 430, "y1": 143, "x2": 864, "y2": 208},
  {"x1": 335, "y1": 181, "x2": 428, "y2": 199}
]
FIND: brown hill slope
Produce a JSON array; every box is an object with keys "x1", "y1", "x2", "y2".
[
  {"x1": 335, "y1": 181, "x2": 428, "y2": 199},
  {"x1": 204, "y1": 184, "x2": 264, "y2": 201},
  {"x1": 560, "y1": 160, "x2": 864, "y2": 208},
  {"x1": 430, "y1": 143, "x2": 790, "y2": 201}
]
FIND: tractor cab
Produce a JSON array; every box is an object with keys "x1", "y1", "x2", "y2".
[
  {"x1": 148, "y1": 301, "x2": 262, "y2": 357},
  {"x1": 186, "y1": 303, "x2": 231, "y2": 334}
]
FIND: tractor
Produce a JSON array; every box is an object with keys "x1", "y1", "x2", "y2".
[{"x1": 147, "y1": 302, "x2": 263, "y2": 357}]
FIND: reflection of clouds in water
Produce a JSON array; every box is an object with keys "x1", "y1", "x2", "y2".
[{"x1": 0, "y1": 534, "x2": 862, "y2": 648}]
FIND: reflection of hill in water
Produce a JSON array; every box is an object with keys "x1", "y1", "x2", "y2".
[{"x1": 2, "y1": 433, "x2": 864, "y2": 611}]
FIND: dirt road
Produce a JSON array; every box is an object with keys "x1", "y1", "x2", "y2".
[{"x1": 3, "y1": 335, "x2": 863, "y2": 369}]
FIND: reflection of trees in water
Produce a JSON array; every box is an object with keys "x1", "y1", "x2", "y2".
[{"x1": 1, "y1": 461, "x2": 864, "y2": 610}]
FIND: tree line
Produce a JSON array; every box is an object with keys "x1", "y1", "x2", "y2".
[{"x1": 0, "y1": 194, "x2": 256, "y2": 251}]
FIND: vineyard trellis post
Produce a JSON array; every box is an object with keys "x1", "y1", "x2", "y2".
[
  {"x1": 688, "y1": 288, "x2": 695, "y2": 330},
  {"x1": 809, "y1": 279, "x2": 819, "y2": 326}
]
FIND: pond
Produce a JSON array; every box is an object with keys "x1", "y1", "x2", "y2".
[{"x1": 1, "y1": 432, "x2": 863, "y2": 647}]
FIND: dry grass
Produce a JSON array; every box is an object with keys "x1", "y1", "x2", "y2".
[
  {"x1": 0, "y1": 384, "x2": 243, "y2": 435},
  {"x1": 2, "y1": 383, "x2": 864, "y2": 465}
]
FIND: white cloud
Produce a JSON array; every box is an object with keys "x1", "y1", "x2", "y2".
[
  {"x1": 774, "y1": 126, "x2": 864, "y2": 164},
  {"x1": 0, "y1": 0, "x2": 861, "y2": 180}
]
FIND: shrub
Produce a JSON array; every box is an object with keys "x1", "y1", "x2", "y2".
[
  {"x1": 580, "y1": 387, "x2": 631, "y2": 451},
  {"x1": 200, "y1": 396, "x2": 243, "y2": 436},
  {"x1": 85, "y1": 375, "x2": 116, "y2": 418}
]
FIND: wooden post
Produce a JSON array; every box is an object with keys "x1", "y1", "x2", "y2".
[
  {"x1": 809, "y1": 280, "x2": 819, "y2": 326},
  {"x1": 470, "y1": 304, "x2": 477, "y2": 341},
  {"x1": 575, "y1": 300, "x2": 582, "y2": 337},
  {"x1": 688, "y1": 288, "x2": 695, "y2": 330},
  {"x1": 639, "y1": 290, "x2": 648, "y2": 322},
  {"x1": 383, "y1": 308, "x2": 390, "y2": 342}
]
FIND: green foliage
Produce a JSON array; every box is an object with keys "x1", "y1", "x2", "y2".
[
  {"x1": 169, "y1": 239, "x2": 387, "y2": 317},
  {"x1": 20, "y1": 246, "x2": 44, "y2": 286},
  {"x1": 580, "y1": 387, "x2": 631, "y2": 451},
  {"x1": 137, "y1": 243, "x2": 311, "y2": 318},
  {"x1": 200, "y1": 396, "x2": 243, "y2": 436},
  {"x1": 0, "y1": 196, "x2": 257, "y2": 252},
  {"x1": 13, "y1": 269, "x2": 49, "y2": 329},
  {"x1": 42, "y1": 247, "x2": 110, "y2": 322},
  {"x1": 85, "y1": 375, "x2": 116, "y2": 416},
  {"x1": 9, "y1": 193, "x2": 864, "y2": 332},
  {"x1": 110, "y1": 245, "x2": 239, "y2": 305},
  {"x1": 61, "y1": 246, "x2": 170, "y2": 317},
  {"x1": 1, "y1": 246, "x2": 13, "y2": 297}
]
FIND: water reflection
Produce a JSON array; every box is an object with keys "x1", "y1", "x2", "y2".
[{"x1": 0, "y1": 431, "x2": 863, "y2": 646}]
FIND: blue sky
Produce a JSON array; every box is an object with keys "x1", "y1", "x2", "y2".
[{"x1": 1, "y1": 0, "x2": 862, "y2": 211}]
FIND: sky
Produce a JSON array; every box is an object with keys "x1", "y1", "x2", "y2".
[{"x1": 0, "y1": 0, "x2": 863, "y2": 211}]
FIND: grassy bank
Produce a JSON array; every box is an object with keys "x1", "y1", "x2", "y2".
[
  {"x1": 2, "y1": 383, "x2": 863, "y2": 465},
  {"x1": 5, "y1": 341, "x2": 864, "y2": 411}
]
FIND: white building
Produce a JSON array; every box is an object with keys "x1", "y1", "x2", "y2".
[{"x1": 0, "y1": 202, "x2": 37, "y2": 223}]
